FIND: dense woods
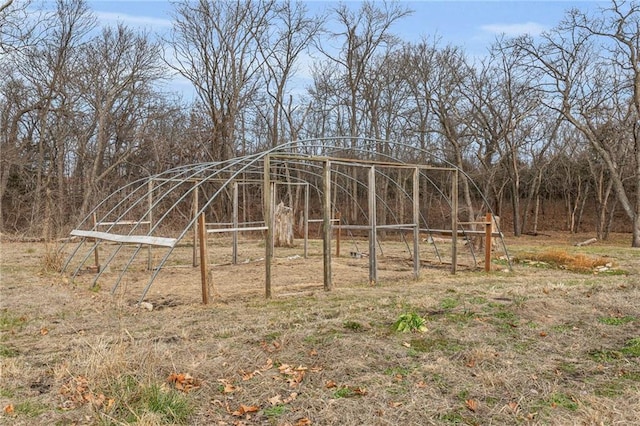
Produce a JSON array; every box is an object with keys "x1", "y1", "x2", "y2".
[{"x1": 2, "y1": 0, "x2": 640, "y2": 246}]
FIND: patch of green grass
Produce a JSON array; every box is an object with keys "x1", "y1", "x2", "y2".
[
  {"x1": 263, "y1": 404, "x2": 287, "y2": 418},
  {"x1": 0, "y1": 388, "x2": 15, "y2": 398},
  {"x1": 598, "y1": 316, "x2": 636, "y2": 326},
  {"x1": 547, "y1": 392, "x2": 578, "y2": 411},
  {"x1": 444, "y1": 311, "x2": 476, "y2": 326},
  {"x1": 552, "y1": 323, "x2": 575, "y2": 333},
  {"x1": 467, "y1": 296, "x2": 487, "y2": 305},
  {"x1": 384, "y1": 366, "x2": 412, "y2": 378},
  {"x1": 595, "y1": 381, "x2": 626, "y2": 397},
  {"x1": 0, "y1": 343, "x2": 18, "y2": 358},
  {"x1": 588, "y1": 349, "x2": 623, "y2": 363},
  {"x1": 438, "y1": 410, "x2": 465, "y2": 424},
  {"x1": 589, "y1": 338, "x2": 640, "y2": 363},
  {"x1": 440, "y1": 298, "x2": 459, "y2": 310},
  {"x1": 143, "y1": 384, "x2": 192, "y2": 423},
  {"x1": 343, "y1": 320, "x2": 364, "y2": 332},
  {"x1": 13, "y1": 400, "x2": 49, "y2": 417},
  {"x1": 332, "y1": 386, "x2": 362, "y2": 399},
  {"x1": 621, "y1": 338, "x2": 640, "y2": 357},
  {"x1": 622, "y1": 371, "x2": 640, "y2": 382},
  {"x1": 556, "y1": 362, "x2": 578, "y2": 375},
  {"x1": 105, "y1": 375, "x2": 193, "y2": 424},
  {"x1": 0, "y1": 309, "x2": 26, "y2": 332},
  {"x1": 263, "y1": 331, "x2": 281, "y2": 342}
]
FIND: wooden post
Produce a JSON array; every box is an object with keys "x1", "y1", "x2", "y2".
[
  {"x1": 368, "y1": 166, "x2": 377, "y2": 285},
  {"x1": 232, "y1": 181, "x2": 238, "y2": 264},
  {"x1": 412, "y1": 167, "x2": 420, "y2": 279},
  {"x1": 451, "y1": 169, "x2": 458, "y2": 274},
  {"x1": 322, "y1": 160, "x2": 332, "y2": 291},
  {"x1": 192, "y1": 182, "x2": 199, "y2": 267},
  {"x1": 92, "y1": 212, "x2": 99, "y2": 270},
  {"x1": 147, "y1": 180, "x2": 153, "y2": 271},
  {"x1": 484, "y1": 213, "x2": 492, "y2": 272},
  {"x1": 198, "y1": 212, "x2": 209, "y2": 304},
  {"x1": 335, "y1": 211, "x2": 341, "y2": 257},
  {"x1": 303, "y1": 183, "x2": 309, "y2": 259},
  {"x1": 264, "y1": 156, "x2": 273, "y2": 298}
]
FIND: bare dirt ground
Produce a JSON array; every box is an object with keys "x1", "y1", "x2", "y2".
[{"x1": 1, "y1": 232, "x2": 640, "y2": 425}]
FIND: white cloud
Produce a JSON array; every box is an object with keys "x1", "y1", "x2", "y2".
[
  {"x1": 480, "y1": 22, "x2": 547, "y2": 37},
  {"x1": 94, "y1": 11, "x2": 172, "y2": 29}
]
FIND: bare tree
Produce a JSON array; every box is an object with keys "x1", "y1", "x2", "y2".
[
  {"x1": 0, "y1": 0, "x2": 36, "y2": 53},
  {"x1": 512, "y1": 0, "x2": 640, "y2": 246},
  {"x1": 167, "y1": 0, "x2": 277, "y2": 161},
  {"x1": 73, "y1": 23, "x2": 165, "y2": 216}
]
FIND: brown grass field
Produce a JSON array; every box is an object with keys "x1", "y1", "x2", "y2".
[{"x1": 1, "y1": 232, "x2": 640, "y2": 425}]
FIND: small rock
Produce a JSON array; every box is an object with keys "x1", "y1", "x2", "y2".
[{"x1": 139, "y1": 302, "x2": 153, "y2": 311}]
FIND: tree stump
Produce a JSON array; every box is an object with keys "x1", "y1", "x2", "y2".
[{"x1": 274, "y1": 201, "x2": 294, "y2": 247}]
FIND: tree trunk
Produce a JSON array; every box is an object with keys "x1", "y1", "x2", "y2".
[{"x1": 274, "y1": 201, "x2": 294, "y2": 247}]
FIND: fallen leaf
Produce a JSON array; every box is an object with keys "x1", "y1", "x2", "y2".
[
  {"x1": 539, "y1": 331, "x2": 548, "y2": 337},
  {"x1": 40, "y1": 327, "x2": 49, "y2": 336},
  {"x1": 390, "y1": 401, "x2": 403, "y2": 407},
  {"x1": 325, "y1": 380, "x2": 337, "y2": 388},
  {"x1": 284, "y1": 392, "x2": 298, "y2": 403},
  {"x1": 415, "y1": 381, "x2": 428, "y2": 389},
  {"x1": 351, "y1": 387, "x2": 367, "y2": 396},
  {"x1": 3, "y1": 405, "x2": 14, "y2": 415},
  {"x1": 309, "y1": 349, "x2": 318, "y2": 356},
  {"x1": 507, "y1": 401, "x2": 519, "y2": 412},
  {"x1": 217, "y1": 379, "x2": 236, "y2": 393},
  {"x1": 232, "y1": 404, "x2": 259, "y2": 416},
  {"x1": 465, "y1": 399, "x2": 478, "y2": 412},
  {"x1": 268, "y1": 395, "x2": 282, "y2": 405},
  {"x1": 466, "y1": 358, "x2": 476, "y2": 368},
  {"x1": 261, "y1": 358, "x2": 273, "y2": 371},
  {"x1": 295, "y1": 418, "x2": 312, "y2": 426}
]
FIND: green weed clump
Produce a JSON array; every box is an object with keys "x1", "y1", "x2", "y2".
[{"x1": 393, "y1": 312, "x2": 427, "y2": 333}]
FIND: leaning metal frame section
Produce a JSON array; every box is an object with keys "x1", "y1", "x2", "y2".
[{"x1": 61, "y1": 137, "x2": 511, "y2": 304}]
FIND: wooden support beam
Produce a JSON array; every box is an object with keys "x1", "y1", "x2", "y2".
[
  {"x1": 368, "y1": 166, "x2": 377, "y2": 285},
  {"x1": 323, "y1": 160, "x2": 332, "y2": 291},
  {"x1": 451, "y1": 169, "x2": 458, "y2": 274},
  {"x1": 413, "y1": 167, "x2": 420, "y2": 280},
  {"x1": 70, "y1": 230, "x2": 177, "y2": 247},
  {"x1": 198, "y1": 212, "x2": 209, "y2": 304},
  {"x1": 485, "y1": 213, "x2": 492, "y2": 272},
  {"x1": 232, "y1": 181, "x2": 239, "y2": 265},
  {"x1": 192, "y1": 182, "x2": 198, "y2": 267},
  {"x1": 264, "y1": 155, "x2": 273, "y2": 298}
]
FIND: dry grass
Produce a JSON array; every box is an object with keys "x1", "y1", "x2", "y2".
[
  {"x1": 513, "y1": 248, "x2": 615, "y2": 273},
  {"x1": 1, "y1": 233, "x2": 640, "y2": 425}
]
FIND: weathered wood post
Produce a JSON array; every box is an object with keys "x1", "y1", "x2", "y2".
[
  {"x1": 303, "y1": 183, "x2": 309, "y2": 259},
  {"x1": 92, "y1": 212, "x2": 99, "y2": 271},
  {"x1": 192, "y1": 181, "x2": 199, "y2": 267},
  {"x1": 368, "y1": 166, "x2": 377, "y2": 285},
  {"x1": 198, "y1": 212, "x2": 209, "y2": 304},
  {"x1": 451, "y1": 169, "x2": 458, "y2": 274},
  {"x1": 485, "y1": 212, "x2": 493, "y2": 272},
  {"x1": 323, "y1": 160, "x2": 332, "y2": 291},
  {"x1": 335, "y1": 211, "x2": 341, "y2": 257},
  {"x1": 147, "y1": 180, "x2": 153, "y2": 271},
  {"x1": 264, "y1": 155, "x2": 273, "y2": 298},
  {"x1": 232, "y1": 181, "x2": 238, "y2": 264},
  {"x1": 413, "y1": 167, "x2": 420, "y2": 279}
]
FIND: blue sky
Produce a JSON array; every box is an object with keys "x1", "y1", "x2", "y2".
[{"x1": 83, "y1": 0, "x2": 608, "y2": 98}]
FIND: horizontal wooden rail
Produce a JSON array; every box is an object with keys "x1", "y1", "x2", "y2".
[
  {"x1": 70, "y1": 230, "x2": 177, "y2": 247},
  {"x1": 206, "y1": 226, "x2": 268, "y2": 234}
]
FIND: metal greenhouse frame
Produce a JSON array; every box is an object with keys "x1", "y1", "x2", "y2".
[{"x1": 61, "y1": 138, "x2": 511, "y2": 304}]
